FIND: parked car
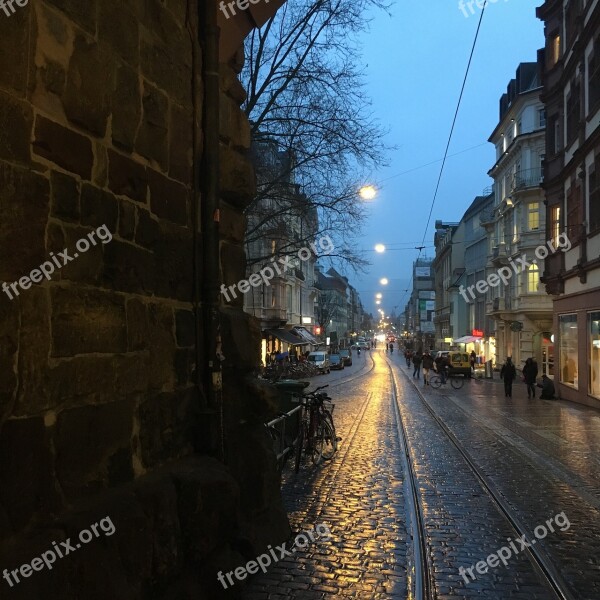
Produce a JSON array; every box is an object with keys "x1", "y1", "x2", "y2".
[
  {"x1": 307, "y1": 351, "x2": 331, "y2": 374},
  {"x1": 435, "y1": 351, "x2": 471, "y2": 377},
  {"x1": 329, "y1": 354, "x2": 345, "y2": 370},
  {"x1": 339, "y1": 348, "x2": 353, "y2": 366}
]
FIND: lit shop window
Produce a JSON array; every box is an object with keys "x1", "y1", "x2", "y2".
[
  {"x1": 559, "y1": 314, "x2": 578, "y2": 388},
  {"x1": 590, "y1": 312, "x2": 600, "y2": 399}
]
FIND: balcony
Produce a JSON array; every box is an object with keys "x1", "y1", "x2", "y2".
[
  {"x1": 512, "y1": 168, "x2": 543, "y2": 192},
  {"x1": 491, "y1": 242, "x2": 510, "y2": 265},
  {"x1": 263, "y1": 308, "x2": 287, "y2": 321},
  {"x1": 479, "y1": 208, "x2": 495, "y2": 226}
]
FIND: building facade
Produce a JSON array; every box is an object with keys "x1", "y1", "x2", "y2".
[
  {"x1": 538, "y1": 0, "x2": 600, "y2": 408},
  {"x1": 487, "y1": 62, "x2": 554, "y2": 373},
  {"x1": 406, "y1": 258, "x2": 436, "y2": 351}
]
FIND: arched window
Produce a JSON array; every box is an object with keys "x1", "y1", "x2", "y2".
[{"x1": 527, "y1": 264, "x2": 540, "y2": 293}]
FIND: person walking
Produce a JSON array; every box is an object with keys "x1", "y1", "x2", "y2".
[
  {"x1": 389, "y1": 342, "x2": 394, "y2": 354},
  {"x1": 470, "y1": 350, "x2": 477, "y2": 371},
  {"x1": 523, "y1": 357, "x2": 539, "y2": 399},
  {"x1": 500, "y1": 357, "x2": 516, "y2": 398},
  {"x1": 412, "y1": 351, "x2": 423, "y2": 380},
  {"x1": 422, "y1": 351, "x2": 434, "y2": 386},
  {"x1": 386, "y1": 342, "x2": 389, "y2": 353}
]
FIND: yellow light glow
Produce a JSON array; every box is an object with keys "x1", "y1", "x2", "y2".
[
  {"x1": 375, "y1": 300, "x2": 381, "y2": 305},
  {"x1": 380, "y1": 278, "x2": 389, "y2": 285},
  {"x1": 376, "y1": 293, "x2": 382, "y2": 299},
  {"x1": 359, "y1": 185, "x2": 377, "y2": 200},
  {"x1": 375, "y1": 244, "x2": 386, "y2": 253}
]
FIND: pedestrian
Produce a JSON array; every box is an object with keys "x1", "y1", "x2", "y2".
[
  {"x1": 470, "y1": 350, "x2": 476, "y2": 371},
  {"x1": 412, "y1": 351, "x2": 422, "y2": 379},
  {"x1": 386, "y1": 342, "x2": 389, "y2": 353},
  {"x1": 422, "y1": 351, "x2": 434, "y2": 386},
  {"x1": 500, "y1": 357, "x2": 516, "y2": 398},
  {"x1": 389, "y1": 342, "x2": 394, "y2": 354},
  {"x1": 522, "y1": 357, "x2": 539, "y2": 399},
  {"x1": 537, "y1": 374, "x2": 556, "y2": 399}
]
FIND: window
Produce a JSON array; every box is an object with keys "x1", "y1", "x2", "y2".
[
  {"x1": 559, "y1": 314, "x2": 578, "y2": 388},
  {"x1": 527, "y1": 264, "x2": 540, "y2": 293},
  {"x1": 588, "y1": 37, "x2": 600, "y2": 111},
  {"x1": 539, "y1": 108, "x2": 546, "y2": 128},
  {"x1": 566, "y1": 81, "x2": 581, "y2": 145},
  {"x1": 589, "y1": 152, "x2": 600, "y2": 232},
  {"x1": 548, "y1": 115, "x2": 561, "y2": 155},
  {"x1": 270, "y1": 239, "x2": 277, "y2": 255},
  {"x1": 565, "y1": 0, "x2": 581, "y2": 48},
  {"x1": 566, "y1": 182, "x2": 582, "y2": 243},
  {"x1": 550, "y1": 205, "x2": 561, "y2": 245},
  {"x1": 550, "y1": 33, "x2": 561, "y2": 67},
  {"x1": 590, "y1": 312, "x2": 600, "y2": 399},
  {"x1": 528, "y1": 202, "x2": 540, "y2": 230}
]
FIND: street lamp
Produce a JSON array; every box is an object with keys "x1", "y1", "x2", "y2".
[
  {"x1": 376, "y1": 293, "x2": 382, "y2": 299},
  {"x1": 380, "y1": 278, "x2": 389, "y2": 285},
  {"x1": 375, "y1": 300, "x2": 381, "y2": 305},
  {"x1": 359, "y1": 185, "x2": 377, "y2": 201},
  {"x1": 374, "y1": 244, "x2": 386, "y2": 253}
]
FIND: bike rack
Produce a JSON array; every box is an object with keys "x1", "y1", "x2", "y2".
[{"x1": 266, "y1": 404, "x2": 302, "y2": 466}]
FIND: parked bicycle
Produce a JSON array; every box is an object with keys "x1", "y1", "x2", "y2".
[{"x1": 294, "y1": 385, "x2": 338, "y2": 471}]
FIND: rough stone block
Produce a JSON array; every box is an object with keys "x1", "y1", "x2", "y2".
[
  {"x1": 174, "y1": 347, "x2": 194, "y2": 386},
  {"x1": 55, "y1": 400, "x2": 135, "y2": 498},
  {"x1": 152, "y1": 223, "x2": 194, "y2": 301},
  {"x1": 135, "y1": 209, "x2": 159, "y2": 249},
  {"x1": 220, "y1": 202, "x2": 246, "y2": 244},
  {"x1": 118, "y1": 200, "x2": 136, "y2": 241},
  {"x1": 0, "y1": 294, "x2": 18, "y2": 423},
  {"x1": 146, "y1": 303, "x2": 176, "y2": 390},
  {"x1": 50, "y1": 170, "x2": 80, "y2": 222},
  {"x1": 33, "y1": 116, "x2": 94, "y2": 179},
  {"x1": 135, "y1": 81, "x2": 169, "y2": 170},
  {"x1": 0, "y1": 417, "x2": 61, "y2": 530},
  {"x1": 220, "y1": 94, "x2": 251, "y2": 150},
  {"x1": 111, "y1": 64, "x2": 141, "y2": 152},
  {"x1": 40, "y1": 59, "x2": 67, "y2": 96},
  {"x1": 126, "y1": 298, "x2": 147, "y2": 352},
  {"x1": 220, "y1": 306, "x2": 261, "y2": 371},
  {"x1": 0, "y1": 162, "x2": 50, "y2": 281},
  {"x1": 175, "y1": 309, "x2": 195, "y2": 347},
  {"x1": 50, "y1": 287, "x2": 127, "y2": 357},
  {"x1": 99, "y1": 0, "x2": 139, "y2": 66},
  {"x1": 63, "y1": 36, "x2": 114, "y2": 137},
  {"x1": 169, "y1": 104, "x2": 193, "y2": 184},
  {"x1": 44, "y1": 0, "x2": 98, "y2": 34},
  {"x1": 148, "y1": 169, "x2": 189, "y2": 225},
  {"x1": 103, "y1": 239, "x2": 155, "y2": 295},
  {"x1": 0, "y1": 1, "x2": 31, "y2": 95},
  {"x1": 219, "y1": 145, "x2": 255, "y2": 208},
  {"x1": 0, "y1": 92, "x2": 34, "y2": 163},
  {"x1": 81, "y1": 183, "x2": 118, "y2": 231},
  {"x1": 107, "y1": 149, "x2": 147, "y2": 203}
]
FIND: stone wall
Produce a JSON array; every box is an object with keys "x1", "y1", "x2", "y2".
[{"x1": 0, "y1": 0, "x2": 289, "y2": 597}]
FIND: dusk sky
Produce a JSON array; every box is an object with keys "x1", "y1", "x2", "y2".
[{"x1": 350, "y1": 0, "x2": 544, "y2": 319}]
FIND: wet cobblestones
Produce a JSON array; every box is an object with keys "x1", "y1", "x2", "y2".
[{"x1": 241, "y1": 350, "x2": 600, "y2": 598}]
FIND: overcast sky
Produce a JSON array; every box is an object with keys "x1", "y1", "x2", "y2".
[{"x1": 349, "y1": 0, "x2": 544, "y2": 319}]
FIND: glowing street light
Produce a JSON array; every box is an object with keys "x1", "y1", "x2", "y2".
[
  {"x1": 375, "y1": 300, "x2": 381, "y2": 305},
  {"x1": 374, "y1": 244, "x2": 386, "y2": 253},
  {"x1": 380, "y1": 278, "x2": 389, "y2": 285},
  {"x1": 376, "y1": 293, "x2": 382, "y2": 299},
  {"x1": 359, "y1": 185, "x2": 377, "y2": 200}
]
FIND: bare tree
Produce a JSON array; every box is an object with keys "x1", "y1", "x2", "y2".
[{"x1": 241, "y1": 0, "x2": 390, "y2": 272}]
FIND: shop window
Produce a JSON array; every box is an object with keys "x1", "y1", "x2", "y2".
[
  {"x1": 527, "y1": 264, "x2": 540, "y2": 293},
  {"x1": 559, "y1": 314, "x2": 578, "y2": 388},
  {"x1": 590, "y1": 312, "x2": 600, "y2": 399}
]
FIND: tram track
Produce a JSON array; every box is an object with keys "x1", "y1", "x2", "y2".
[{"x1": 385, "y1": 354, "x2": 576, "y2": 600}]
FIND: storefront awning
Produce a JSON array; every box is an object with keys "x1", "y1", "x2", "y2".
[
  {"x1": 265, "y1": 329, "x2": 304, "y2": 346},
  {"x1": 453, "y1": 335, "x2": 481, "y2": 344},
  {"x1": 293, "y1": 327, "x2": 319, "y2": 345}
]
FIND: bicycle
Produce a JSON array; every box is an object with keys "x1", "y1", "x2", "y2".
[
  {"x1": 294, "y1": 385, "x2": 338, "y2": 471},
  {"x1": 429, "y1": 368, "x2": 465, "y2": 390}
]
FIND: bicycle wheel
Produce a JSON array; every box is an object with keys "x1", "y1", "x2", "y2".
[
  {"x1": 294, "y1": 421, "x2": 307, "y2": 473},
  {"x1": 430, "y1": 375, "x2": 442, "y2": 389},
  {"x1": 450, "y1": 376, "x2": 464, "y2": 390},
  {"x1": 313, "y1": 419, "x2": 337, "y2": 464}
]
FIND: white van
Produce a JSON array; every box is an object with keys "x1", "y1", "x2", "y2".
[{"x1": 308, "y1": 351, "x2": 331, "y2": 374}]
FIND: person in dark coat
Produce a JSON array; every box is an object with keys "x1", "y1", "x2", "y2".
[
  {"x1": 412, "y1": 351, "x2": 423, "y2": 379},
  {"x1": 522, "y1": 357, "x2": 539, "y2": 399},
  {"x1": 537, "y1": 375, "x2": 556, "y2": 399},
  {"x1": 422, "y1": 351, "x2": 435, "y2": 386},
  {"x1": 500, "y1": 357, "x2": 516, "y2": 398}
]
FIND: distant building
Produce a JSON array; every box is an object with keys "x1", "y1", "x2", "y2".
[
  {"x1": 537, "y1": 0, "x2": 600, "y2": 407},
  {"x1": 486, "y1": 62, "x2": 553, "y2": 373},
  {"x1": 406, "y1": 258, "x2": 435, "y2": 351}
]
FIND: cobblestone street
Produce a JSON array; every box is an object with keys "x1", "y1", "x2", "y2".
[{"x1": 242, "y1": 349, "x2": 600, "y2": 599}]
